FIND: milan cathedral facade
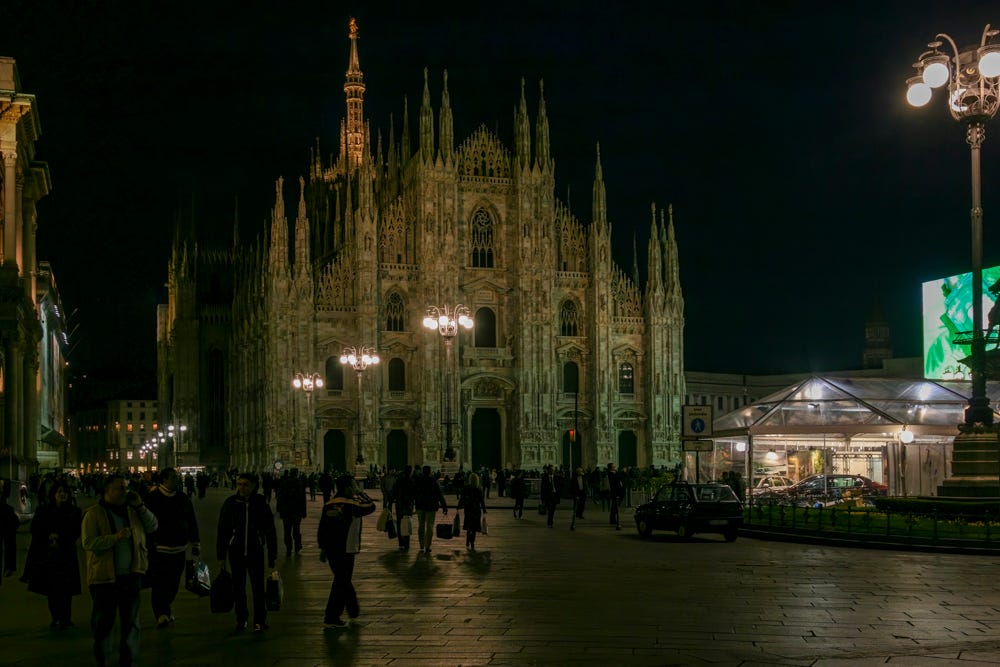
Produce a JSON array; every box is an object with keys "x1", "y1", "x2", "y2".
[{"x1": 157, "y1": 20, "x2": 686, "y2": 474}]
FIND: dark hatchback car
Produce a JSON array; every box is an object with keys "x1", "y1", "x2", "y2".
[
  {"x1": 634, "y1": 482, "x2": 744, "y2": 542},
  {"x1": 757, "y1": 473, "x2": 888, "y2": 506}
]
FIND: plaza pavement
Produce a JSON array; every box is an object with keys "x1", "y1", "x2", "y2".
[{"x1": 2, "y1": 487, "x2": 1000, "y2": 666}]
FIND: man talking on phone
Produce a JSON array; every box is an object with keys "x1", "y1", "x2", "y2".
[{"x1": 82, "y1": 474, "x2": 158, "y2": 667}]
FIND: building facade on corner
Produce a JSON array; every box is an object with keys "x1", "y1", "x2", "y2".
[{"x1": 157, "y1": 20, "x2": 686, "y2": 474}]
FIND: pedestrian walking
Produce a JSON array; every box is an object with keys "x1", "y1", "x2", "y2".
[
  {"x1": 275, "y1": 470, "x2": 306, "y2": 557},
  {"x1": 387, "y1": 465, "x2": 415, "y2": 552},
  {"x1": 23, "y1": 479, "x2": 82, "y2": 629},
  {"x1": 216, "y1": 473, "x2": 278, "y2": 633},
  {"x1": 541, "y1": 465, "x2": 560, "y2": 528},
  {"x1": 143, "y1": 468, "x2": 200, "y2": 629},
  {"x1": 607, "y1": 463, "x2": 625, "y2": 530},
  {"x1": 318, "y1": 475, "x2": 376, "y2": 629},
  {"x1": 456, "y1": 473, "x2": 487, "y2": 551},
  {"x1": 570, "y1": 467, "x2": 587, "y2": 528},
  {"x1": 81, "y1": 473, "x2": 158, "y2": 667},
  {"x1": 412, "y1": 466, "x2": 448, "y2": 554},
  {"x1": 509, "y1": 470, "x2": 527, "y2": 519}
]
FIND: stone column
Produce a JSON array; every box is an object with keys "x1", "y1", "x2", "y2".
[
  {"x1": 4, "y1": 334, "x2": 21, "y2": 477},
  {"x1": 23, "y1": 342, "x2": 38, "y2": 474},
  {"x1": 0, "y1": 145, "x2": 16, "y2": 267}
]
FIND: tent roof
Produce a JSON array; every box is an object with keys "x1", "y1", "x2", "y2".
[{"x1": 712, "y1": 376, "x2": 999, "y2": 437}]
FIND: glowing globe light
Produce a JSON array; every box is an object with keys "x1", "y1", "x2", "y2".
[
  {"x1": 907, "y1": 81, "x2": 932, "y2": 107},
  {"x1": 899, "y1": 428, "x2": 915, "y2": 444},
  {"x1": 980, "y1": 50, "x2": 1000, "y2": 78},
  {"x1": 922, "y1": 60, "x2": 950, "y2": 88}
]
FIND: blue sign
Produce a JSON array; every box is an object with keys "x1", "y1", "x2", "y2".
[{"x1": 691, "y1": 418, "x2": 705, "y2": 433}]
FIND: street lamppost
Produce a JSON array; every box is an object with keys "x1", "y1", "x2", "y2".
[
  {"x1": 340, "y1": 346, "x2": 380, "y2": 466},
  {"x1": 423, "y1": 304, "x2": 473, "y2": 462},
  {"x1": 167, "y1": 423, "x2": 187, "y2": 469},
  {"x1": 291, "y1": 372, "x2": 324, "y2": 467},
  {"x1": 908, "y1": 25, "x2": 1000, "y2": 495}
]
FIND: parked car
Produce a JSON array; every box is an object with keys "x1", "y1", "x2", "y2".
[
  {"x1": 633, "y1": 482, "x2": 744, "y2": 542},
  {"x1": 757, "y1": 474, "x2": 887, "y2": 506},
  {"x1": 751, "y1": 475, "x2": 795, "y2": 496}
]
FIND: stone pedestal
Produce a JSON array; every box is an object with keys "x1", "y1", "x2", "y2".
[{"x1": 937, "y1": 425, "x2": 1000, "y2": 497}]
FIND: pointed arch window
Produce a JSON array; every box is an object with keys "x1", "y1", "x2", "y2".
[
  {"x1": 470, "y1": 208, "x2": 495, "y2": 268},
  {"x1": 563, "y1": 361, "x2": 579, "y2": 394},
  {"x1": 385, "y1": 292, "x2": 405, "y2": 332},
  {"x1": 325, "y1": 357, "x2": 344, "y2": 391},
  {"x1": 474, "y1": 307, "x2": 497, "y2": 347},
  {"x1": 618, "y1": 362, "x2": 634, "y2": 395},
  {"x1": 560, "y1": 300, "x2": 579, "y2": 337},
  {"x1": 388, "y1": 358, "x2": 406, "y2": 392}
]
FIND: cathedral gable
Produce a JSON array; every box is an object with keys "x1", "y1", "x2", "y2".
[{"x1": 457, "y1": 125, "x2": 511, "y2": 181}]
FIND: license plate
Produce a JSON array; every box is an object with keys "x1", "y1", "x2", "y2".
[{"x1": 709, "y1": 519, "x2": 729, "y2": 526}]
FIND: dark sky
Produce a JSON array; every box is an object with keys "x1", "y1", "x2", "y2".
[{"x1": 3, "y1": 0, "x2": 1000, "y2": 382}]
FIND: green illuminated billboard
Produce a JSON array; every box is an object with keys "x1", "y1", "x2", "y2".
[{"x1": 922, "y1": 265, "x2": 1000, "y2": 379}]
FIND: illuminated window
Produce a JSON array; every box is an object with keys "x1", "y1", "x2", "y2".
[
  {"x1": 126, "y1": 423, "x2": 133, "y2": 432},
  {"x1": 618, "y1": 363, "x2": 634, "y2": 394},
  {"x1": 127, "y1": 451, "x2": 133, "y2": 460}
]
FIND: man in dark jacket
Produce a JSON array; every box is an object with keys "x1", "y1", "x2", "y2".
[
  {"x1": 275, "y1": 470, "x2": 306, "y2": 557},
  {"x1": 144, "y1": 468, "x2": 200, "y2": 628},
  {"x1": 607, "y1": 463, "x2": 625, "y2": 530},
  {"x1": 216, "y1": 473, "x2": 277, "y2": 633},
  {"x1": 317, "y1": 475, "x2": 376, "y2": 628},
  {"x1": 540, "y1": 465, "x2": 560, "y2": 528},
  {"x1": 387, "y1": 466, "x2": 415, "y2": 552},
  {"x1": 412, "y1": 466, "x2": 447, "y2": 554}
]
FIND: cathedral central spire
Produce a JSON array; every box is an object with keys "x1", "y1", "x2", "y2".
[{"x1": 343, "y1": 17, "x2": 366, "y2": 170}]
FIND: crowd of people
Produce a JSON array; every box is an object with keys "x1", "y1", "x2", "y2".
[{"x1": 0, "y1": 460, "x2": 694, "y2": 666}]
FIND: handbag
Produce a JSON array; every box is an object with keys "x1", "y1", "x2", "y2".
[
  {"x1": 376, "y1": 507, "x2": 391, "y2": 532},
  {"x1": 210, "y1": 567, "x2": 234, "y2": 614},
  {"x1": 184, "y1": 558, "x2": 212, "y2": 597},
  {"x1": 386, "y1": 518, "x2": 397, "y2": 539},
  {"x1": 265, "y1": 570, "x2": 283, "y2": 611},
  {"x1": 452, "y1": 512, "x2": 461, "y2": 535},
  {"x1": 481, "y1": 514, "x2": 489, "y2": 535},
  {"x1": 435, "y1": 523, "x2": 453, "y2": 540},
  {"x1": 399, "y1": 515, "x2": 412, "y2": 537}
]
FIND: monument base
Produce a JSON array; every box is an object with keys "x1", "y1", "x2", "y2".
[{"x1": 936, "y1": 424, "x2": 1000, "y2": 497}]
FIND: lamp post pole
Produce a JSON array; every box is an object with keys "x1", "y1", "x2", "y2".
[
  {"x1": 907, "y1": 25, "x2": 1000, "y2": 495},
  {"x1": 292, "y1": 372, "x2": 324, "y2": 468},
  {"x1": 423, "y1": 304, "x2": 473, "y2": 462},
  {"x1": 340, "y1": 346, "x2": 380, "y2": 466}
]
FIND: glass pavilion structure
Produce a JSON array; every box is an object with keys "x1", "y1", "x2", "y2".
[{"x1": 703, "y1": 376, "x2": 1000, "y2": 499}]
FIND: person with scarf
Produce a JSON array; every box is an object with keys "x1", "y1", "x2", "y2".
[
  {"x1": 216, "y1": 473, "x2": 277, "y2": 633},
  {"x1": 144, "y1": 468, "x2": 200, "y2": 628},
  {"x1": 81, "y1": 473, "x2": 158, "y2": 667},
  {"x1": 24, "y1": 479, "x2": 82, "y2": 630},
  {"x1": 317, "y1": 475, "x2": 375, "y2": 629}
]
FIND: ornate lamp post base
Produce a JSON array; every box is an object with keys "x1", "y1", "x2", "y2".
[{"x1": 938, "y1": 425, "x2": 1000, "y2": 497}]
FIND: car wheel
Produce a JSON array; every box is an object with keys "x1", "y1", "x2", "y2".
[
  {"x1": 636, "y1": 518, "x2": 652, "y2": 538},
  {"x1": 676, "y1": 523, "x2": 694, "y2": 540},
  {"x1": 724, "y1": 527, "x2": 739, "y2": 542}
]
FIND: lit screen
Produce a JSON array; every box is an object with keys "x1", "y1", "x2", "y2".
[{"x1": 922, "y1": 265, "x2": 1000, "y2": 379}]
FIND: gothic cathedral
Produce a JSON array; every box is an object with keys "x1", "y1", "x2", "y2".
[{"x1": 158, "y1": 19, "x2": 686, "y2": 474}]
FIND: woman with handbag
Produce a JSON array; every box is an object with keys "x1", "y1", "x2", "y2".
[
  {"x1": 318, "y1": 475, "x2": 376, "y2": 629},
  {"x1": 456, "y1": 473, "x2": 487, "y2": 551},
  {"x1": 24, "y1": 480, "x2": 82, "y2": 630},
  {"x1": 387, "y1": 465, "x2": 415, "y2": 552}
]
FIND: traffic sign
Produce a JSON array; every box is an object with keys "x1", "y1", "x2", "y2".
[
  {"x1": 682, "y1": 405, "x2": 713, "y2": 438},
  {"x1": 683, "y1": 440, "x2": 714, "y2": 452}
]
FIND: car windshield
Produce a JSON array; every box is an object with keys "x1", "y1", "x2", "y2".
[{"x1": 653, "y1": 484, "x2": 737, "y2": 502}]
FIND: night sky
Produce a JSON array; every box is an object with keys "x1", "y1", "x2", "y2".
[{"x1": 3, "y1": 1, "x2": 1000, "y2": 386}]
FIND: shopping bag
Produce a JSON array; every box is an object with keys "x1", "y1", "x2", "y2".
[
  {"x1": 399, "y1": 515, "x2": 412, "y2": 537},
  {"x1": 386, "y1": 518, "x2": 397, "y2": 539},
  {"x1": 481, "y1": 514, "x2": 489, "y2": 535},
  {"x1": 184, "y1": 558, "x2": 212, "y2": 597},
  {"x1": 452, "y1": 512, "x2": 461, "y2": 535},
  {"x1": 435, "y1": 523, "x2": 453, "y2": 540},
  {"x1": 210, "y1": 568, "x2": 234, "y2": 614},
  {"x1": 265, "y1": 570, "x2": 283, "y2": 611},
  {"x1": 376, "y1": 508, "x2": 391, "y2": 532}
]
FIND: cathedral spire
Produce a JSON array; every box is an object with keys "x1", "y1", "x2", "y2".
[
  {"x1": 535, "y1": 79, "x2": 551, "y2": 172},
  {"x1": 592, "y1": 142, "x2": 607, "y2": 227},
  {"x1": 294, "y1": 176, "x2": 311, "y2": 276},
  {"x1": 401, "y1": 95, "x2": 410, "y2": 164},
  {"x1": 438, "y1": 70, "x2": 454, "y2": 164},
  {"x1": 646, "y1": 202, "x2": 662, "y2": 295},
  {"x1": 344, "y1": 17, "x2": 366, "y2": 171},
  {"x1": 515, "y1": 77, "x2": 531, "y2": 169},
  {"x1": 419, "y1": 68, "x2": 435, "y2": 162},
  {"x1": 664, "y1": 204, "x2": 683, "y2": 305},
  {"x1": 269, "y1": 176, "x2": 288, "y2": 272},
  {"x1": 632, "y1": 230, "x2": 640, "y2": 288}
]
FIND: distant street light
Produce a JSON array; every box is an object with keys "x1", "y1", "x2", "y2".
[
  {"x1": 291, "y1": 372, "x2": 324, "y2": 467},
  {"x1": 340, "y1": 346, "x2": 380, "y2": 465},
  {"x1": 907, "y1": 24, "x2": 1000, "y2": 426},
  {"x1": 423, "y1": 304, "x2": 473, "y2": 462}
]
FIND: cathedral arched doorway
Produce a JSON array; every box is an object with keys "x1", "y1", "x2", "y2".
[
  {"x1": 618, "y1": 431, "x2": 638, "y2": 468},
  {"x1": 470, "y1": 408, "x2": 502, "y2": 471},
  {"x1": 562, "y1": 430, "x2": 582, "y2": 472},
  {"x1": 323, "y1": 430, "x2": 347, "y2": 473},
  {"x1": 386, "y1": 430, "x2": 408, "y2": 472}
]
